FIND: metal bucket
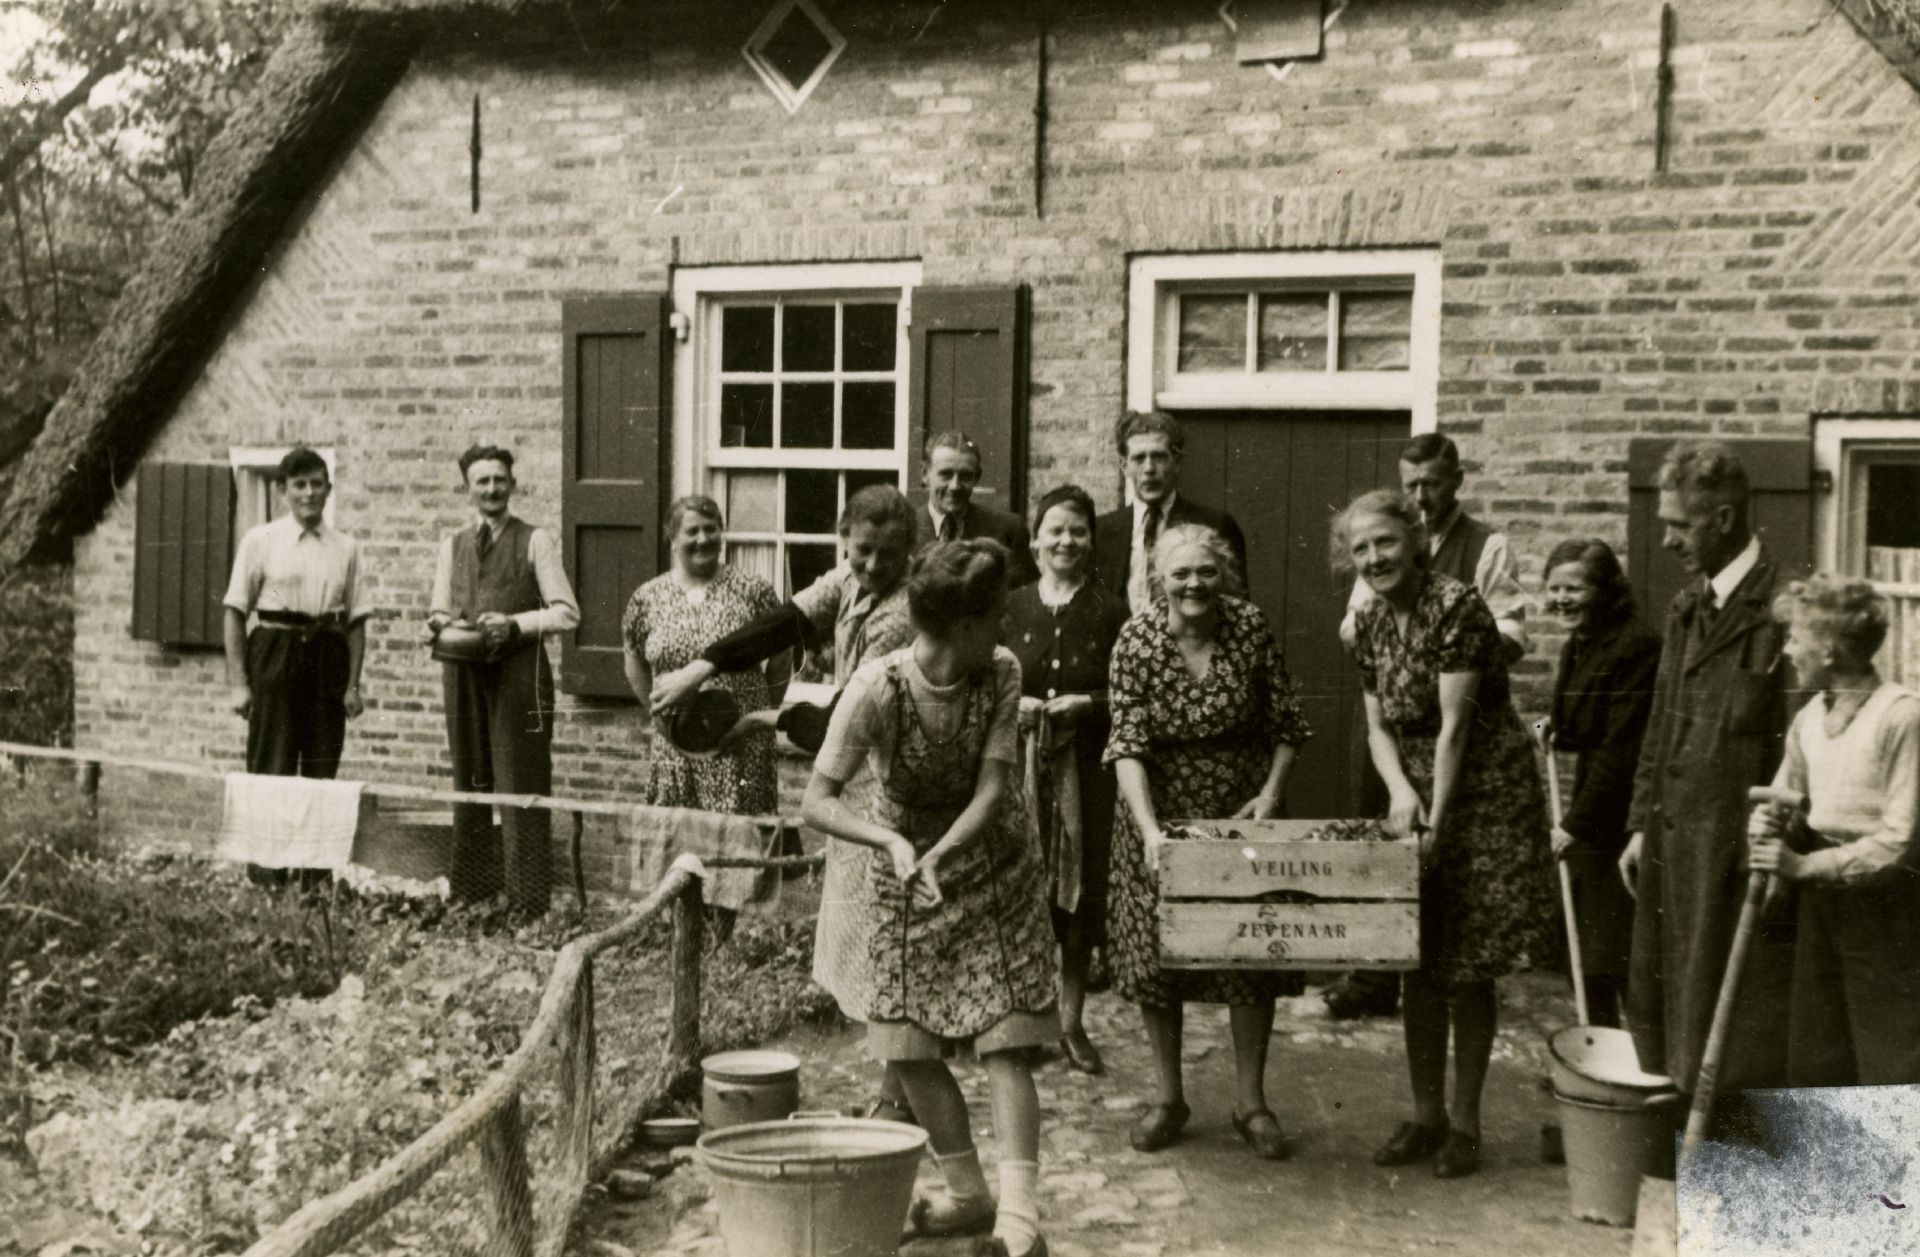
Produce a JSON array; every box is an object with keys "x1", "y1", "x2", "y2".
[
  {"x1": 1554, "y1": 1091, "x2": 1678, "y2": 1227},
  {"x1": 1548, "y1": 1025, "x2": 1674, "y2": 1105},
  {"x1": 702, "y1": 1050, "x2": 801, "y2": 1131},
  {"x1": 697, "y1": 1115, "x2": 928, "y2": 1257}
]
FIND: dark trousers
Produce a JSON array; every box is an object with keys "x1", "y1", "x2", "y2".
[
  {"x1": 1787, "y1": 880, "x2": 1920, "y2": 1087},
  {"x1": 444, "y1": 646, "x2": 553, "y2": 913},
  {"x1": 245, "y1": 627, "x2": 348, "y2": 890}
]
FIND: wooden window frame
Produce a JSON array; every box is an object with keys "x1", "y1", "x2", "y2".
[
  {"x1": 1126, "y1": 249, "x2": 1441, "y2": 431},
  {"x1": 228, "y1": 446, "x2": 338, "y2": 542},
  {"x1": 1813, "y1": 415, "x2": 1920, "y2": 578},
  {"x1": 671, "y1": 261, "x2": 921, "y2": 596}
]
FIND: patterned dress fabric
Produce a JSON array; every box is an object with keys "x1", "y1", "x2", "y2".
[
  {"x1": 790, "y1": 568, "x2": 921, "y2": 1020},
  {"x1": 622, "y1": 566, "x2": 782, "y2": 815},
  {"x1": 1104, "y1": 597, "x2": 1314, "y2": 1007},
  {"x1": 1351, "y1": 573, "x2": 1558, "y2": 988},
  {"x1": 814, "y1": 647, "x2": 1058, "y2": 1048},
  {"x1": 1007, "y1": 580, "x2": 1130, "y2": 943}
]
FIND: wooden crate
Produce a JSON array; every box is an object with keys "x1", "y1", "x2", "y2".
[{"x1": 1156, "y1": 819, "x2": 1420, "y2": 970}]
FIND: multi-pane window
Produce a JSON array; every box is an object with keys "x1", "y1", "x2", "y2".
[
  {"x1": 705, "y1": 297, "x2": 906, "y2": 596},
  {"x1": 1174, "y1": 286, "x2": 1414, "y2": 376},
  {"x1": 1840, "y1": 441, "x2": 1920, "y2": 685}
]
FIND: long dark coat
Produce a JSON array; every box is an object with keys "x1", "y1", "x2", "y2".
[
  {"x1": 1551, "y1": 610, "x2": 1663, "y2": 978},
  {"x1": 1625, "y1": 550, "x2": 1797, "y2": 1095}
]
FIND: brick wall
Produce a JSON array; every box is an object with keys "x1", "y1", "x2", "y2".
[{"x1": 73, "y1": 0, "x2": 1920, "y2": 862}]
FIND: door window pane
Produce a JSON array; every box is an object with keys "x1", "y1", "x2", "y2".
[
  {"x1": 782, "y1": 304, "x2": 836, "y2": 371},
  {"x1": 842, "y1": 303, "x2": 897, "y2": 371},
  {"x1": 846, "y1": 468, "x2": 899, "y2": 498},
  {"x1": 1257, "y1": 293, "x2": 1328, "y2": 372},
  {"x1": 725, "y1": 472, "x2": 779, "y2": 534},
  {"x1": 842, "y1": 381, "x2": 894, "y2": 449},
  {"x1": 787, "y1": 543, "x2": 839, "y2": 597},
  {"x1": 785, "y1": 469, "x2": 839, "y2": 535},
  {"x1": 1339, "y1": 292, "x2": 1413, "y2": 371},
  {"x1": 1177, "y1": 294, "x2": 1245, "y2": 372},
  {"x1": 721, "y1": 306, "x2": 775, "y2": 372},
  {"x1": 1866, "y1": 462, "x2": 1920, "y2": 550},
  {"x1": 781, "y1": 382, "x2": 834, "y2": 448},
  {"x1": 721, "y1": 383, "x2": 774, "y2": 448}
]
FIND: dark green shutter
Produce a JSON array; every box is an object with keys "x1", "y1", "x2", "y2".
[
  {"x1": 132, "y1": 462, "x2": 233, "y2": 647},
  {"x1": 908, "y1": 286, "x2": 1028, "y2": 515},
  {"x1": 560, "y1": 294, "x2": 669, "y2": 698}
]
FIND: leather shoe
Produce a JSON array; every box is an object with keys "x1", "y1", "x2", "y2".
[
  {"x1": 904, "y1": 1191, "x2": 995, "y2": 1239},
  {"x1": 1059, "y1": 1029, "x2": 1104, "y2": 1076},
  {"x1": 1129, "y1": 1099, "x2": 1190, "y2": 1152},
  {"x1": 1231, "y1": 1108, "x2": 1291, "y2": 1161},
  {"x1": 1433, "y1": 1129, "x2": 1481, "y2": 1179},
  {"x1": 1372, "y1": 1119, "x2": 1450, "y2": 1167}
]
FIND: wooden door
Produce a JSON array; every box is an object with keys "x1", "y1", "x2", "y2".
[{"x1": 1180, "y1": 411, "x2": 1411, "y2": 820}]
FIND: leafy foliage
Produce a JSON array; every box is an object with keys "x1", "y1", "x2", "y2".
[
  {"x1": 0, "y1": 561, "x2": 73, "y2": 745},
  {"x1": 0, "y1": 0, "x2": 294, "y2": 465}
]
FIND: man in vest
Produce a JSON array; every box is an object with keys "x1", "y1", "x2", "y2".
[
  {"x1": 425, "y1": 445, "x2": 580, "y2": 915},
  {"x1": 1327, "y1": 432, "x2": 1532, "y2": 1019},
  {"x1": 1621, "y1": 442, "x2": 1794, "y2": 1124},
  {"x1": 1092, "y1": 410, "x2": 1249, "y2": 612},
  {"x1": 222, "y1": 446, "x2": 373, "y2": 888},
  {"x1": 914, "y1": 429, "x2": 1039, "y2": 588}
]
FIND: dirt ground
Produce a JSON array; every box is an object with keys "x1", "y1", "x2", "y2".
[{"x1": 575, "y1": 975, "x2": 1638, "y2": 1257}]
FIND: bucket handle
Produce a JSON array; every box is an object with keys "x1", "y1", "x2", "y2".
[
  {"x1": 789, "y1": 1110, "x2": 842, "y2": 1120},
  {"x1": 1642, "y1": 1092, "x2": 1683, "y2": 1110}
]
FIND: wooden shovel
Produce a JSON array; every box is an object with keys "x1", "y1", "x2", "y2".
[{"x1": 1536, "y1": 720, "x2": 1590, "y2": 1026}]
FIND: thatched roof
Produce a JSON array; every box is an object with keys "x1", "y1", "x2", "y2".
[
  {"x1": 0, "y1": 14, "x2": 418, "y2": 566},
  {"x1": 3, "y1": 0, "x2": 1919, "y2": 567}
]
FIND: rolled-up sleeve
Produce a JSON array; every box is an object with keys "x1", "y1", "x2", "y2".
[
  {"x1": 223, "y1": 525, "x2": 263, "y2": 614},
  {"x1": 343, "y1": 537, "x2": 376, "y2": 625},
  {"x1": 1799, "y1": 697, "x2": 1920, "y2": 886},
  {"x1": 1475, "y1": 532, "x2": 1530, "y2": 655},
  {"x1": 430, "y1": 535, "x2": 456, "y2": 620},
  {"x1": 513, "y1": 527, "x2": 581, "y2": 637}
]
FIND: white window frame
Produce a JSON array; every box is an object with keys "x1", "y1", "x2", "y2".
[
  {"x1": 671, "y1": 261, "x2": 922, "y2": 591},
  {"x1": 1812, "y1": 416, "x2": 1920, "y2": 579},
  {"x1": 742, "y1": 0, "x2": 847, "y2": 114},
  {"x1": 1125, "y1": 249, "x2": 1441, "y2": 432},
  {"x1": 228, "y1": 446, "x2": 338, "y2": 536}
]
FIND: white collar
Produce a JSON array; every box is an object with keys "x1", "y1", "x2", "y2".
[
  {"x1": 1707, "y1": 536, "x2": 1762, "y2": 609},
  {"x1": 474, "y1": 513, "x2": 512, "y2": 538},
  {"x1": 928, "y1": 501, "x2": 963, "y2": 534},
  {"x1": 279, "y1": 513, "x2": 330, "y2": 541},
  {"x1": 1426, "y1": 505, "x2": 1463, "y2": 551},
  {"x1": 1134, "y1": 490, "x2": 1177, "y2": 524}
]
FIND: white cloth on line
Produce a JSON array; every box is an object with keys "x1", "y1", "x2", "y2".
[
  {"x1": 621, "y1": 804, "x2": 775, "y2": 912},
  {"x1": 218, "y1": 772, "x2": 365, "y2": 870}
]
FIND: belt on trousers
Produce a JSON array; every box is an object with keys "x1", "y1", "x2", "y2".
[{"x1": 256, "y1": 609, "x2": 348, "y2": 635}]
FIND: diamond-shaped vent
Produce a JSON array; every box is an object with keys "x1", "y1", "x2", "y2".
[{"x1": 743, "y1": 0, "x2": 846, "y2": 114}]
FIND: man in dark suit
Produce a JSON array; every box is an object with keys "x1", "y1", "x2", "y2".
[
  {"x1": 1621, "y1": 442, "x2": 1795, "y2": 1131},
  {"x1": 914, "y1": 429, "x2": 1039, "y2": 588},
  {"x1": 1092, "y1": 410, "x2": 1248, "y2": 613}
]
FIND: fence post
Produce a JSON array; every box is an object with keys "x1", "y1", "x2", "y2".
[
  {"x1": 569, "y1": 811, "x2": 587, "y2": 912},
  {"x1": 479, "y1": 1094, "x2": 538, "y2": 1257},
  {"x1": 667, "y1": 876, "x2": 704, "y2": 1080},
  {"x1": 79, "y1": 760, "x2": 100, "y2": 818},
  {"x1": 558, "y1": 959, "x2": 596, "y2": 1194}
]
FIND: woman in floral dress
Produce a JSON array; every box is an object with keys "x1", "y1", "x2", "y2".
[
  {"x1": 1337, "y1": 489, "x2": 1556, "y2": 1180},
  {"x1": 1007, "y1": 485, "x2": 1130, "y2": 1076},
  {"x1": 804, "y1": 539, "x2": 1058, "y2": 1257},
  {"x1": 1105, "y1": 524, "x2": 1313, "y2": 1161},
  {"x1": 621, "y1": 495, "x2": 784, "y2": 814}
]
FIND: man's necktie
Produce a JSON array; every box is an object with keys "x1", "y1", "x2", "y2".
[
  {"x1": 939, "y1": 512, "x2": 959, "y2": 543},
  {"x1": 1143, "y1": 501, "x2": 1164, "y2": 553},
  {"x1": 476, "y1": 526, "x2": 494, "y2": 561}
]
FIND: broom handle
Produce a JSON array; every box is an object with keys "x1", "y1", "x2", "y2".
[
  {"x1": 1682, "y1": 869, "x2": 1771, "y2": 1154},
  {"x1": 1539, "y1": 723, "x2": 1590, "y2": 1027}
]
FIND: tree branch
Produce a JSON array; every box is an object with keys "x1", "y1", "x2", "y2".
[{"x1": 0, "y1": 55, "x2": 125, "y2": 189}]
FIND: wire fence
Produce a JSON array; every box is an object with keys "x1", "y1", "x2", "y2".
[{"x1": 0, "y1": 739, "x2": 824, "y2": 1257}]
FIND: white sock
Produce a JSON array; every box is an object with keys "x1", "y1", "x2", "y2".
[
  {"x1": 995, "y1": 1158, "x2": 1041, "y2": 1253},
  {"x1": 933, "y1": 1145, "x2": 992, "y2": 1205}
]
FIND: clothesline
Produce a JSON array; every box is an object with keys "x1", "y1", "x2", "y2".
[{"x1": 0, "y1": 738, "x2": 801, "y2": 830}]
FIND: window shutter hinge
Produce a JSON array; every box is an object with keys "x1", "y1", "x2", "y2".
[
  {"x1": 1811, "y1": 468, "x2": 1834, "y2": 494},
  {"x1": 669, "y1": 310, "x2": 690, "y2": 342}
]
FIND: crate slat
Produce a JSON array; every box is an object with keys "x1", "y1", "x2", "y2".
[
  {"x1": 1157, "y1": 834, "x2": 1418, "y2": 901},
  {"x1": 1159, "y1": 901, "x2": 1419, "y2": 970}
]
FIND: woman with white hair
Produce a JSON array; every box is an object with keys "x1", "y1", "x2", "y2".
[
  {"x1": 1103, "y1": 522, "x2": 1313, "y2": 1161},
  {"x1": 1747, "y1": 575, "x2": 1920, "y2": 1086}
]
